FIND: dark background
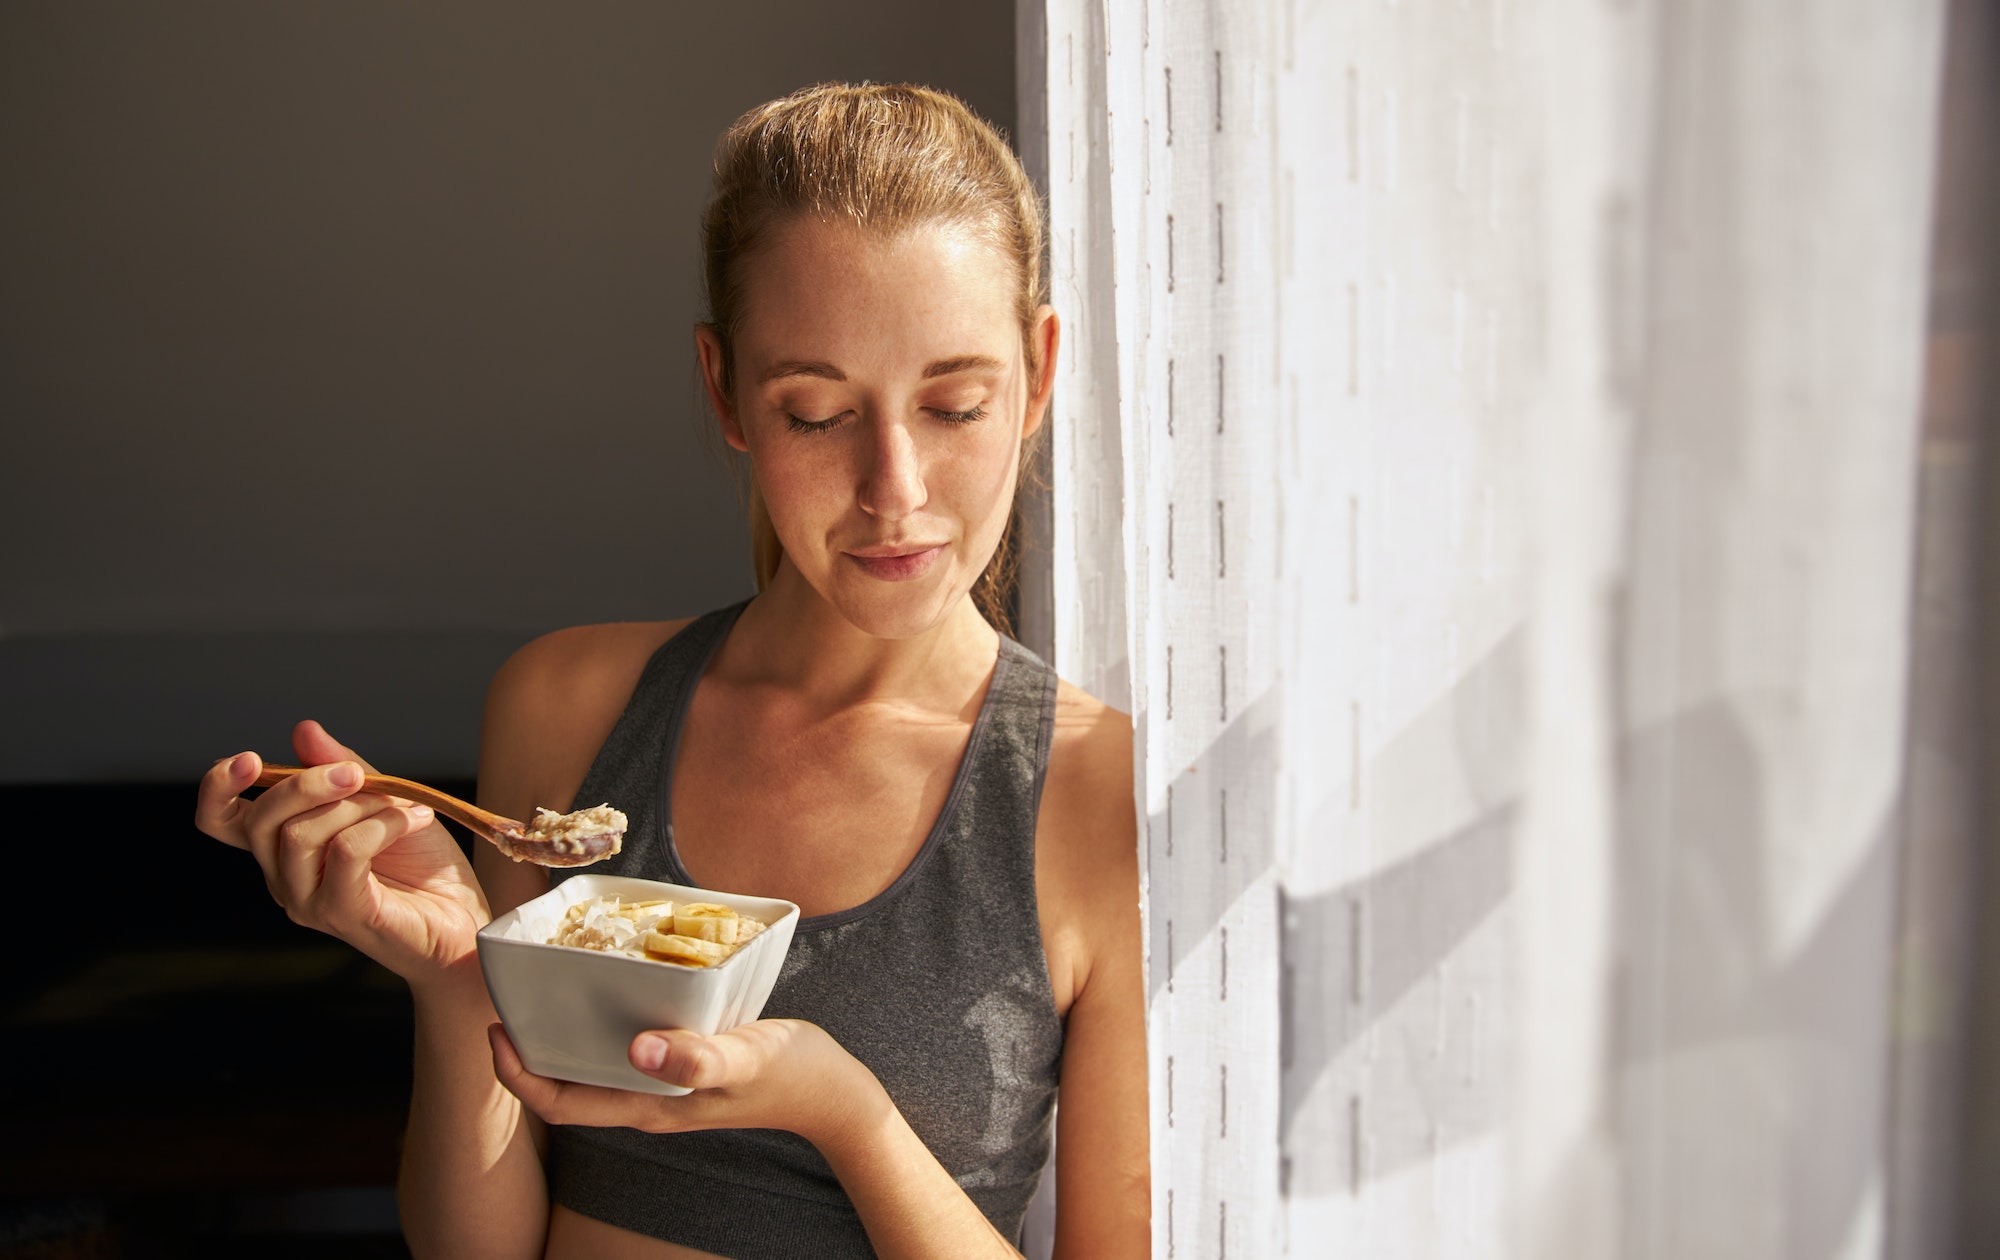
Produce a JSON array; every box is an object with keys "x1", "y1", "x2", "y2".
[{"x1": 0, "y1": 3, "x2": 1013, "y2": 1253}]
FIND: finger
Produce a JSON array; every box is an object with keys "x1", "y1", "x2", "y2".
[
  {"x1": 243, "y1": 760, "x2": 370, "y2": 884},
  {"x1": 631, "y1": 1029, "x2": 741, "y2": 1091},
  {"x1": 271, "y1": 791, "x2": 419, "y2": 907},
  {"x1": 289, "y1": 722, "x2": 414, "y2": 808},
  {"x1": 195, "y1": 751, "x2": 263, "y2": 849},
  {"x1": 292, "y1": 719, "x2": 381, "y2": 774},
  {"x1": 489, "y1": 1022, "x2": 524, "y2": 1079},
  {"x1": 490, "y1": 1025, "x2": 685, "y2": 1130},
  {"x1": 489, "y1": 1025, "x2": 595, "y2": 1117},
  {"x1": 313, "y1": 803, "x2": 436, "y2": 911}
]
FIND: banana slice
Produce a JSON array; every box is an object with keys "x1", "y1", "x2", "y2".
[
  {"x1": 643, "y1": 932, "x2": 731, "y2": 967},
  {"x1": 672, "y1": 902, "x2": 740, "y2": 945},
  {"x1": 613, "y1": 899, "x2": 673, "y2": 921}
]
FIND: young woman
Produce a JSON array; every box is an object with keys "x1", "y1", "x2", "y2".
[{"x1": 194, "y1": 84, "x2": 1149, "y2": 1259}]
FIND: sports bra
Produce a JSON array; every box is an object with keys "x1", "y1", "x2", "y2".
[{"x1": 545, "y1": 602, "x2": 1065, "y2": 1257}]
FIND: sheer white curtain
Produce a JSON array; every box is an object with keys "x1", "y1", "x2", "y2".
[{"x1": 1027, "y1": 0, "x2": 1950, "y2": 1255}]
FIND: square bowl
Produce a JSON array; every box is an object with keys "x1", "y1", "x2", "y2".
[{"x1": 477, "y1": 873, "x2": 800, "y2": 1096}]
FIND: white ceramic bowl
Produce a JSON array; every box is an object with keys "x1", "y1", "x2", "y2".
[{"x1": 477, "y1": 873, "x2": 800, "y2": 1096}]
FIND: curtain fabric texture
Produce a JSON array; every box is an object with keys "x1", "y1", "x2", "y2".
[{"x1": 1031, "y1": 0, "x2": 1948, "y2": 1255}]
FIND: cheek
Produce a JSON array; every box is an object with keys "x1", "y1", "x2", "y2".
[
  {"x1": 748, "y1": 440, "x2": 851, "y2": 535},
  {"x1": 943, "y1": 381, "x2": 1033, "y2": 520},
  {"x1": 942, "y1": 430, "x2": 1024, "y2": 536}
]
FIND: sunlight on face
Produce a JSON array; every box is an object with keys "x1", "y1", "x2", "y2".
[{"x1": 717, "y1": 218, "x2": 1045, "y2": 639}]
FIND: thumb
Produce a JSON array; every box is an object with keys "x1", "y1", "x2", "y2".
[
  {"x1": 292, "y1": 718, "x2": 379, "y2": 773},
  {"x1": 631, "y1": 1029, "x2": 743, "y2": 1091}
]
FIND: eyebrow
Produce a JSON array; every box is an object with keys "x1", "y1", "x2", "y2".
[
  {"x1": 758, "y1": 354, "x2": 1007, "y2": 385},
  {"x1": 921, "y1": 355, "x2": 1006, "y2": 380},
  {"x1": 760, "y1": 360, "x2": 846, "y2": 384}
]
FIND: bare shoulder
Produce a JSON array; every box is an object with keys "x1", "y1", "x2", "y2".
[
  {"x1": 475, "y1": 619, "x2": 694, "y2": 913},
  {"x1": 486, "y1": 620, "x2": 694, "y2": 713},
  {"x1": 1041, "y1": 678, "x2": 1136, "y2": 842},
  {"x1": 1035, "y1": 678, "x2": 1139, "y2": 1014},
  {"x1": 479, "y1": 619, "x2": 695, "y2": 819}
]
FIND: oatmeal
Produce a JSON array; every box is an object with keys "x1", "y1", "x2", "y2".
[
  {"x1": 548, "y1": 895, "x2": 765, "y2": 967},
  {"x1": 522, "y1": 804, "x2": 628, "y2": 858}
]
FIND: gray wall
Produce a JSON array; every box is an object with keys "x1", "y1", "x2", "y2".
[{"x1": 0, "y1": 1, "x2": 1014, "y2": 781}]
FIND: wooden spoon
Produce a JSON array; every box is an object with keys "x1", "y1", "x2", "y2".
[{"x1": 252, "y1": 764, "x2": 624, "y2": 868}]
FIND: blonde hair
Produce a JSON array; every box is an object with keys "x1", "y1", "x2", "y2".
[{"x1": 700, "y1": 82, "x2": 1047, "y2": 635}]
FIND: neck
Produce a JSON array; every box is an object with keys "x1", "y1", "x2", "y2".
[{"x1": 723, "y1": 561, "x2": 1000, "y2": 710}]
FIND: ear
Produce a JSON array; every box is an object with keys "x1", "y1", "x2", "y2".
[
  {"x1": 1022, "y1": 305, "x2": 1060, "y2": 441},
  {"x1": 696, "y1": 325, "x2": 748, "y2": 452}
]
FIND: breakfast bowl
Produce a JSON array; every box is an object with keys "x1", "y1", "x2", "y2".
[{"x1": 477, "y1": 873, "x2": 801, "y2": 1096}]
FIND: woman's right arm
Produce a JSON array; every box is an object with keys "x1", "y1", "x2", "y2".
[
  {"x1": 400, "y1": 621, "x2": 686, "y2": 1259},
  {"x1": 395, "y1": 835, "x2": 548, "y2": 1258},
  {"x1": 397, "y1": 636, "x2": 582, "y2": 1260},
  {"x1": 196, "y1": 624, "x2": 678, "y2": 1259},
  {"x1": 192, "y1": 716, "x2": 536, "y2": 1257},
  {"x1": 398, "y1": 921, "x2": 547, "y2": 1260}
]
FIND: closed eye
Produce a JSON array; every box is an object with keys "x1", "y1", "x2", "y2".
[
  {"x1": 785, "y1": 412, "x2": 850, "y2": 435},
  {"x1": 930, "y1": 406, "x2": 988, "y2": 425}
]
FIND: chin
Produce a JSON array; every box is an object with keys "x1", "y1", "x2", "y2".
[{"x1": 822, "y1": 572, "x2": 969, "y2": 640}]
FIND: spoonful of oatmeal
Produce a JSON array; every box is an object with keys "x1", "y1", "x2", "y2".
[{"x1": 252, "y1": 765, "x2": 625, "y2": 867}]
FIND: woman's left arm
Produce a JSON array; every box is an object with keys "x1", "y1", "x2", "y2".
[{"x1": 1038, "y1": 697, "x2": 1151, "y2": 1259}]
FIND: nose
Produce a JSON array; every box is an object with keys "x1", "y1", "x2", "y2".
[{"x1": 857, "y1": 415, "x2": 928, "y2": 521}]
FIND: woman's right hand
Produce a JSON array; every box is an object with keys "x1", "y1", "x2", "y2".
[{"x1": 195, "y1": 719, "x2": 492, "y2": 986}]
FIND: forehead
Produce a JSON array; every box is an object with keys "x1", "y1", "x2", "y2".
[{"x1": 732, "y1": 218, "x2": 1022, "y2": 368}]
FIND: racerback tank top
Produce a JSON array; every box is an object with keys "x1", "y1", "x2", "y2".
[{"x1": 543, "y1": 602, "x2": 1064, "y2": 1258}]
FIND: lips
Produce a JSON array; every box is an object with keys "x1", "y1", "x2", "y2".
[
  {"x1": 845, "y1": 540, "x2": 946, "y2": 558},
  {"x1": 843, "y1": 542, "x2": 947, "y2": 581}
]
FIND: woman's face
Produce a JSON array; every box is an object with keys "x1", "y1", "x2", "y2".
[{"x1": 700, "y1": 217, "x2": 1056, "y2": 640}]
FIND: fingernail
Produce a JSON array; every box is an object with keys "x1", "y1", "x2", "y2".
[
  {"x1": 328, "y1": 763, "x2": 361, "y2": 789},
  {"x1": 633, "y1": 1034, "x2": 667, "y2": 1072},
  {"x1": 409, "y1": 804, "x2": 433, "y2": 819},
  {"x1": 230, "y1": 753, "x2": 255, "y2": 779}
]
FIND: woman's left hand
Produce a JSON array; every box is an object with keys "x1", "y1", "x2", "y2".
[{"x1": 487, "y1": 1019, "x2": 883, "y2": 1151}]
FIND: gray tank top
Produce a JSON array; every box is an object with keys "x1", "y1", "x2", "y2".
[{"x1": 544, "y1": 602, "x2": 1064, "y2": 1257}]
